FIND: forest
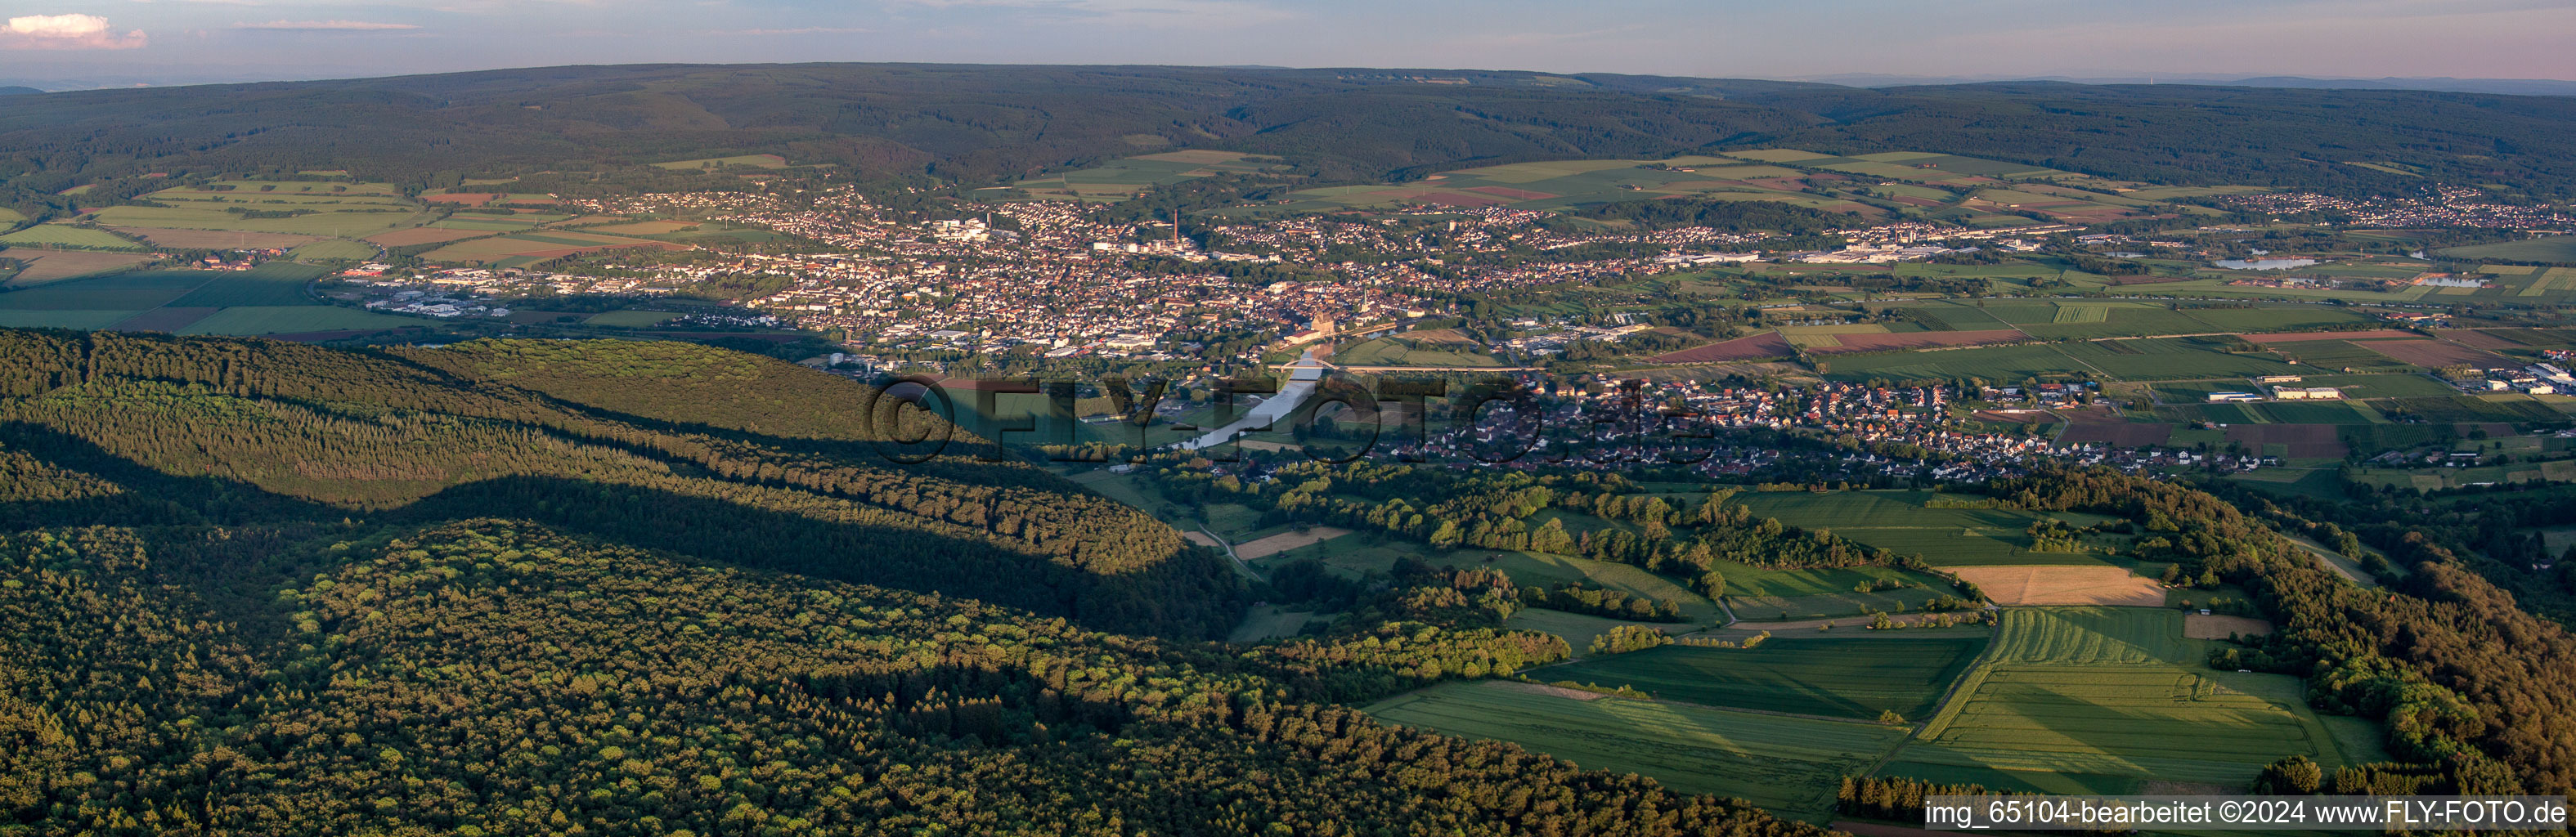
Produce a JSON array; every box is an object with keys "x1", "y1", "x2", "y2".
[{"x1": 7, "y1": 64, "x2": 2576, "y2": 223}]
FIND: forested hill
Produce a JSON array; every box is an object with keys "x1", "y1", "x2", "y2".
[
  {"x1": 0, "y1": 329, "x2": 1244, "y2": 638},
  {"x1": 5, "y1": 63, "x2": 2575, "y2": 204},
  {"x1": 0, "y1": 326, "x2": 1832, "y2": 836}
]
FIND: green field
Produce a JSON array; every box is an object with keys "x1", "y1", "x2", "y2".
[
  {"x1": 1705, "y1": 560, "x2": 1959, "y2": 619},
  {"x1": 0, "y1": 309, "x2": 144, "y2": 329},
  {"x1": 1883, "y1": 608, "x2": 2364, "y2": 794},
  {"x1": 1366, "y1": 680, "x2": 1907, "y2": 817},
  {"x1": 0, "y1": 271, "x2": 206, "y2": 311},
  {"x1": 0, "y1": 224, "x2": 145, "y2": 252},
  {"x1": 1727, "y1": 490, "x2": 2114, "y2": 566},
  {"x1": 174, "y1": 306, "x2": 418, "y2": 336},
  {"x1": 2439, "y1": 237, "x2": 2576, "y2": 263},
  {"x1": 1331, "y1": 337, "x2": 1503, "y2": 367},
  {"x1": 165, "y1": 263, "x2": 329, "y2": 307},
  {"x1": 1545, "y1": 638, "x2": 1987, "y2": 720}
]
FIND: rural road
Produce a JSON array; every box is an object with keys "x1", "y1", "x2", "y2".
[{"x1": 1199, "y1": 526, "x2": 1264, "y2": 583}]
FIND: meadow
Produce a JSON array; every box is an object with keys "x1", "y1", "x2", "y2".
[
  {"x1": 1708, "y1": 560, "x2": 1957, "y2": 619},
  {"x1": 0, "y1": 249, "x2": 156, "y2": 285},
  {"x1": 1726, "y1": 490, "x2": 2115, "y2": 566},
  {"x1": 1366, "y1": 680, "x2": 1908, "y2": 817},
  {"x1": 1883, "y1": 607, "x2": 2365, "y2": 794},
  {"x1": 1331, "y1": 337, "x2": 1504, "y2": 367},
  {"x1": 0, "y1": 225, "x2": 146, "y2": 252},
  {"x1": 2440, "y1": 237, "x2": 2576, "y2": 263},
  {"x1": 1544, "y1": 638, "x2": 1988, "y2": 720}
]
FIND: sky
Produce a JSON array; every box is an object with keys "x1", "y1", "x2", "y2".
[{"x1": 3, "y1": 0, "x2": 2574, "y2": 89}]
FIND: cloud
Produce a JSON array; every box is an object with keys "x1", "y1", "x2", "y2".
[
  {"x1": 1, "y1": 13, "x2": 149, "y2": 50},
  {"x1": 233, "y1": 20, "x2": 424, "y2": 31}
]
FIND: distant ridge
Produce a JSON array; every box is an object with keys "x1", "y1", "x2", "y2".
[
  {"x1": 1800, "y1": 72, "x2": 2576, "y2": 96},
  {"x1": 0, "y1": 86, "x2": 43, "y2": 96}
]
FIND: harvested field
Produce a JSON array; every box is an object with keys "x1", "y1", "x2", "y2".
[
  {"x1": 422, "y1": 193, "x2": 500, "y2": 205},
  {"x1": 1234, "y1": 526, "x2": 1353, "y2": 560},
  {"x1": 106, "y1": 227, "x2": 323, "y2": 249},
  {"x1": 1950, "y1": 566, "x2": 2162, "y2": 606},
  {"x1": 2362, "y1": 339, "x2": 2518, "y2": 369},
  {"x1": 366, "y1": 227, "x2": 490, "y2": 247},
  {"x1": 1181, "y1": 531, "x2": 1222, "y2": 549},
  {"x1": 1649, "y1": 332, "x2": 1794, "y2": 363},
  {"x1": 2440, "y1": 329, "x2": 2524, "y2": 350},
  {"x1": 2223, "y1": 424, "x2": 2345, "y2": 458},
  {"x1": 0, "y1": 249, "x2": 155, "y2": 284},
  {"x1": 2240, "y1": 329, "x2": 2421, "y2": 343},
  {"x1": 1813, "y1": 329, "x2": 2027, "y2": 353},
  {"x1": 2058, "y1": 423, "x2": 2173, "y2": 447},
  {"x1": 2185, "y1": 614, "x2": 2274, "y2": 639}
]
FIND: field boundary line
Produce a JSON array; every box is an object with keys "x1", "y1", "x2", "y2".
[{"x1": 1892, "y1": 617, "x2": 2005, "y2": 751}]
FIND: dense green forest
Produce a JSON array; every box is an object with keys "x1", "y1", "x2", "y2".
[
  {"x1": 7, "y1": 64, "x2": 2576, "y2": 222},
  {"x1": 0, "y1": 326, "x2": 1856, "y2": 835}
]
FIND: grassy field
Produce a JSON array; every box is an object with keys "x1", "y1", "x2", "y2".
[
  {"x1": 173, "y1": 306, "x2": 418, "y2": 335},
  {"x1": 1366, "y1": 680, "x2": 1908, "y2": 817},
  {"x1": 0, "y1": 271, "x2": 207, "y2": 311},
  {"x1": 0, "y1": 224, "x2": 145, "y2": 252},
  {"x1": 1883, "y1": 607, "x2": 2363, "y2": 794},
  {"x1": 1545, "y1": 638, "x2": 1987, "y2": 720},
  {"x1": 165, "y1": 263, "x2": 328, "y2": 307},
  {"x1": 2440, "y1": 237, "x2": 2576, "y2": 262},
  {"x1": 1708, "y1": 560, "x2": 1959, "y2": 619},
  {"x1": 0, "y1": 262, "x2": 412, "y2": 337},
  {"x1": 0, "y1": 309, "x2": 144, "y2": 329},
  {"x1": 0, "y1": 249, "x2": 156, "y2": 285},
  {"x1": 1331, "y1": 337, "x2": 1503, "y2": 367},
  {"x1": 1728, "y1": 490, "x2": 2115, "y2": 566}
]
